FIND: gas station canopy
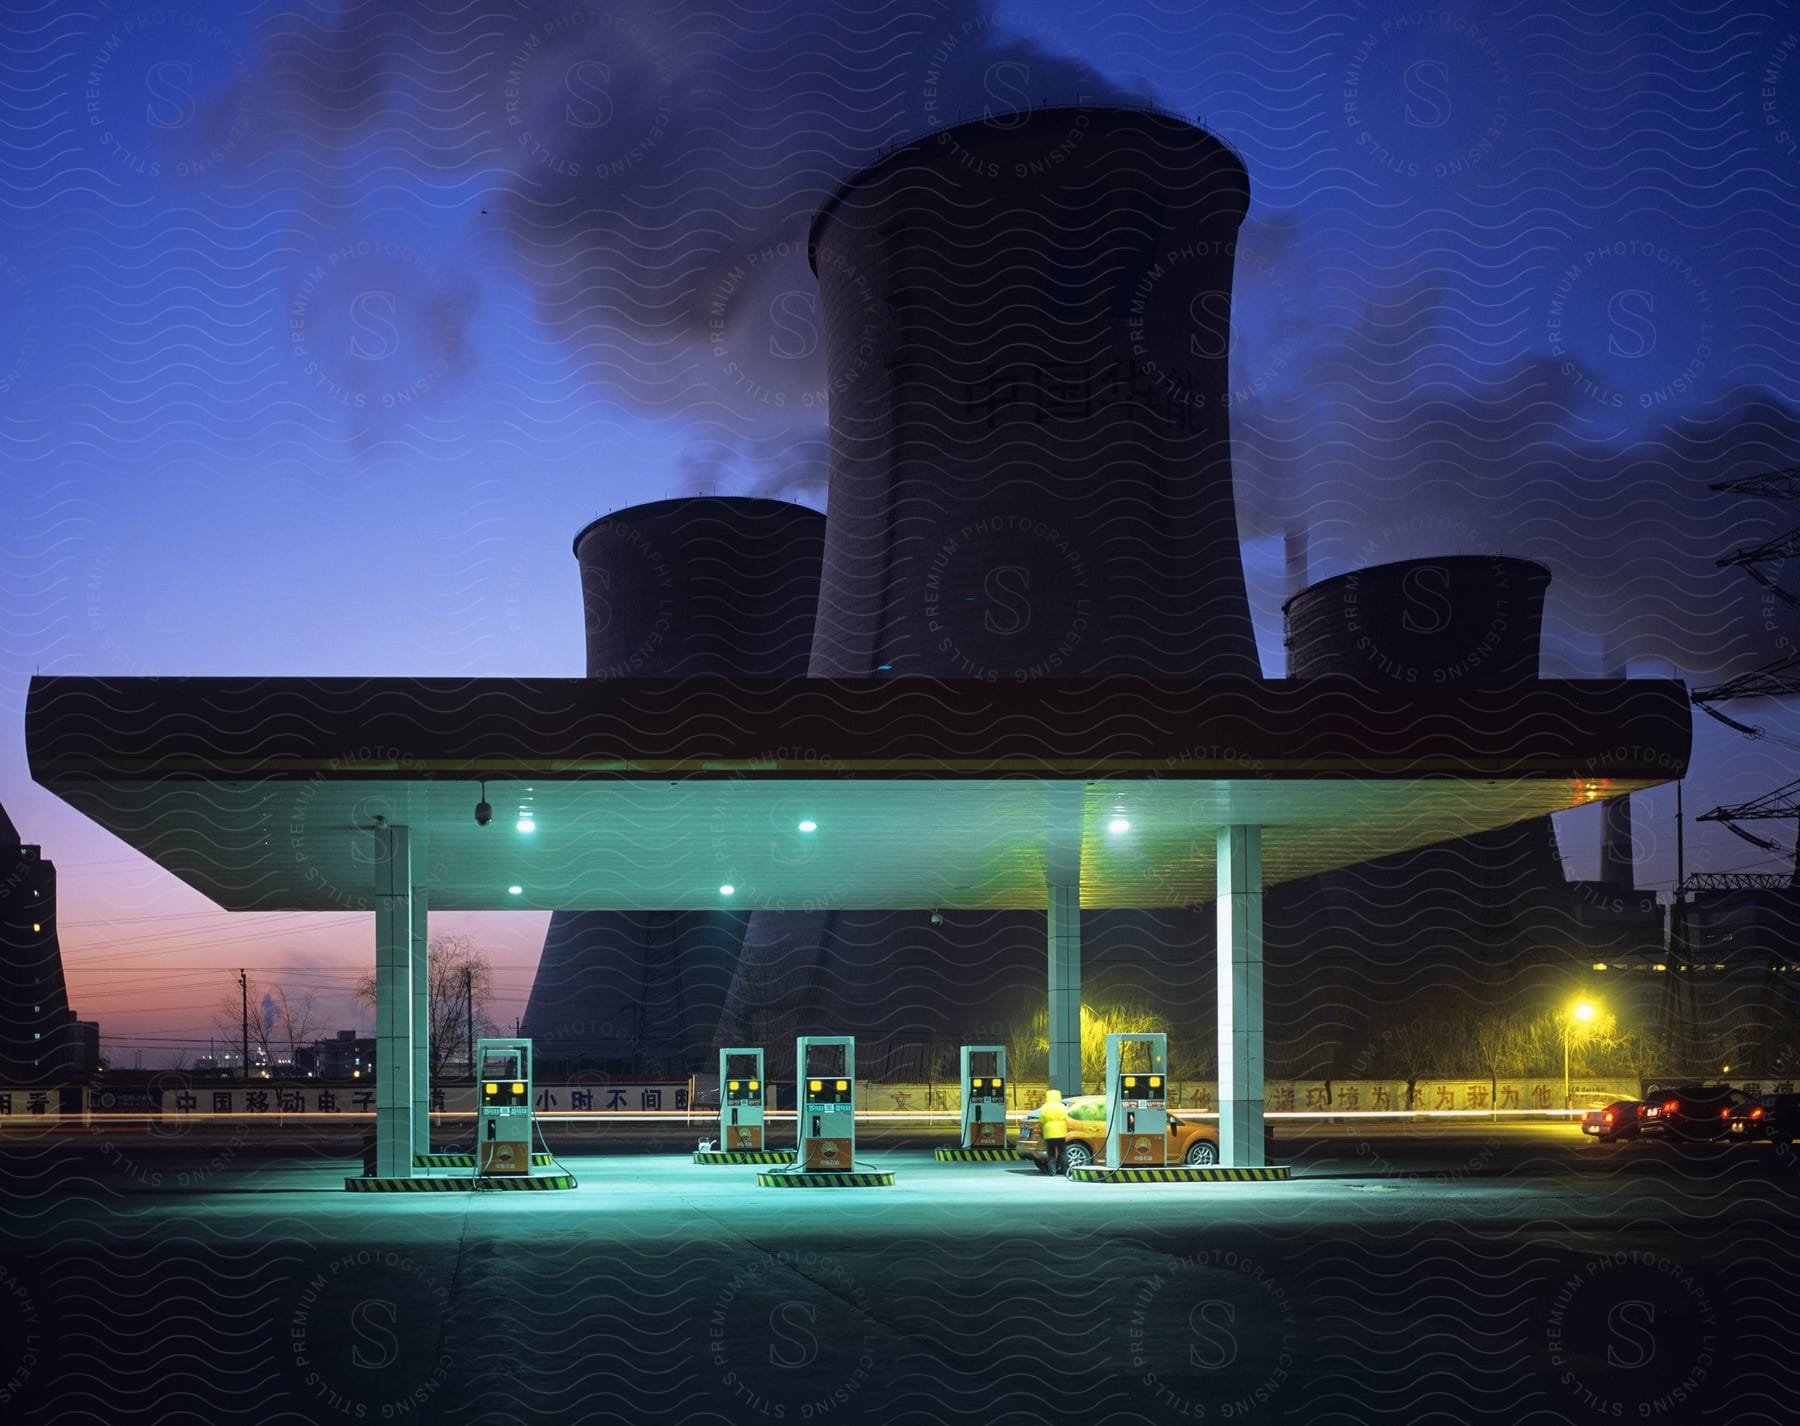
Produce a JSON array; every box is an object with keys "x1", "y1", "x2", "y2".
[{"x1": 26, "y1": 674, "x2": 1689, "y2": 913}]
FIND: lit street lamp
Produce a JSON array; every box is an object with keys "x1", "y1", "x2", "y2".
[{"x1": 1563, "y1": 1000, "x2": 1596, "y2": 1110}]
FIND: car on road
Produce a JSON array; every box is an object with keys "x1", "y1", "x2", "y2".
[
  {"x1": 1725, "y1": 1092, "x2": 1800, "y2": 1146},
  {"x1": 1580, "y1": 1099, "x2": 1643, "y2": 1141},
  {"x1": 1017, "y1": 1094, "x2": 1219, "y2": 1174},
  {"x1": 1639, "y1": 1083, "x2": 1748, "y2": 1141}
]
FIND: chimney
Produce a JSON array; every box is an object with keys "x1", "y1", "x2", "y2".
[{"x1": 1284, "y1": 525, "x2": 1309, "y2": 603}]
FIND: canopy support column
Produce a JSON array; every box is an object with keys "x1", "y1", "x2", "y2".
[
  {"x1": 1216, "y1": 823, "x2": 1265, "y2": 1168},
  {"x1": 411, "y1": 882, "x2": 430, "y2": 1158},
  {"x1": 1047, "y1": 882, "x2": 1081, "y2": 1095},
  {"x1": 374, "y1": 824, "x2": 414, "y2": 1179}
]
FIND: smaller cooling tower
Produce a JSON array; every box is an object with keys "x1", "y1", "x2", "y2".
[
  {"x1": 1269, "y1": 555, "x2": 1562, "y2": 1074},
  {"x1": 1283, "y1": 555, "x2": 1552, "y2": 683},
  {"x1": 522, "y1": 497, "x2": 826, "y2": 1076},
  {"x1": 573, "y1": 496, "x2": 825, "y2": 679}
]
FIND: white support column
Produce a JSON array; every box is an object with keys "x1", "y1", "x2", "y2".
[
  {"x1": 1216, "y1": 823, "x2": 1265, "y2": 1168},
  {"x1": 1047, "y1": 882, "x2": 1081, "y2": 1095},
  {"x1": 411, "y1": 883, "x2": 429, "y2": 1159},
  {"x1": 374, "y1": 824, "x2": 414, "y2": 1178}
]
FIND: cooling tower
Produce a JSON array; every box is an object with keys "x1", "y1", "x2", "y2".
[
  {"x1": 721, "y1": 108, "x2": 1258, "y2": 1075},
  {"x1": 521, "y1": 497, "x2": 825, "y2": 1076},
  {"x1": 1282, "y1": 555, "x2": 1552, "y2": 683},
  {"x1": 1270, "y1": 555, "x2": 1567, "y2": 1072},
  {"x1": 806, "y1": 106, "x2": 1260, "y2": 679}
]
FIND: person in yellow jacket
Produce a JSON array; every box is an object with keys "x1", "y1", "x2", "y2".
[{"x1": 1038, "y1": 1088, "x2": 1070, "y2": 1176}]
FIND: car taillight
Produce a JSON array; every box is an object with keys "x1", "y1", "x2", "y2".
[
  {"x1": 1752, "y1": 1107, "x2": 1764, "y2": 1119},
  {"x1": 1636, "y1": 1105, "x2": 1646, "y2": 1117},
  {"x1": 1721, "y1": 1108, "x2": 1731, "y2": 1119},
  {"x1": 1663, "y1": 1100, "x2": 1678, "y2": 1113},
  {"x1": 1603, "y1": 1112, "x2": 1614, "y2": 1123}
]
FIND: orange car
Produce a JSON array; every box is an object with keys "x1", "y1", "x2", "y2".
[{"x1": 1017, "y1": 1094, "x2": 1219, "y2": 1173}]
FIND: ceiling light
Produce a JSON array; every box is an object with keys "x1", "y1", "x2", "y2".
[
  {"x1": 798, "y1": 819, "x2": 817, "y2": 833},
  {"x1": 1108, "y1": 817, "x2": 1131, "y2": 834},
  {"x1": 516, "y1": 817, "x2": 536, "y2": 833},
  {"x1": 507, "y1": 884, "x2": 523, "y2": 896},
  {"x1": 719, "y1": 884, "x2": 736, "y2": 896}
]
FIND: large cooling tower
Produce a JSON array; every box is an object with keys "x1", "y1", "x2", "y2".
[
  {"x1": 1270, "y1": 555, "x2": 1567, "y2": 1071},
  {"x1": 521, "y1": 498, "x2": 825, "y2": 1076},
  {"x1": 806, "y1": 106, "x2": 1260, "y2": 679},
  {"x1": 721, "y1": 109, "x2": 1258, "y2": 1076}
]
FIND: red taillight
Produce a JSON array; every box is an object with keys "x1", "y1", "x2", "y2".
[
  {"x1": 1636, "y1": 1105, "x2": 1646, "y2": 1117},
  {"x1": 1663, "y1": 1100, "x2": 1678, "y2": 1113},
  {"x1": 1603, "y1": 1112, "x2": 1614, "y2": 1123},
  {"x1": 1752, "y1": 1107, "x2": 1764, "y2": 1119},
  {"x1": 1721, "y1": 1108, "x2": 1731, "y2": 1119}
]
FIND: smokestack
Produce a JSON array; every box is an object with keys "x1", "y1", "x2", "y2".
[{"x1": 1284, "y1": 525, "x2": 1309, "y2": 604}]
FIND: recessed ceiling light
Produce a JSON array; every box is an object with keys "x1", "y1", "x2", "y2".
[
  {"x1": 516, "y1": 818, "x2": 536, "y2": 833},
  {"x1": 1107, "y1": 817, "x2": 1131, "y2": 834},
  {"x1": 798, "y1": 819, "x2": 817, "y2": 833},
  {"x1": 507, "y1": 884, "x2": 523, "y2": 896},
  {"x1": 719, "y1": 884, "x2": 735, "y2": 896}
]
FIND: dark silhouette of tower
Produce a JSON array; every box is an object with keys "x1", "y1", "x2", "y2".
[
  {"x1": 521, "y1": 498, "x2": 825, "y2": 1075},
  {"x1": 1269, "y1": 555, "x2": 1570, "y2": 1069},
  {"x1": 722, "y1": 108, "x2": 1260, "y2": 1072}
]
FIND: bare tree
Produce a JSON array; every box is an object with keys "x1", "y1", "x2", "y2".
[
  {"x1": 355, "y1": 932, "x2": 498, "y2": 1079},
  {"x1": 1468, "y1": 1009, "x2": 1533, "y2": 1115},
  {"x1": 271, "y1": 986, "x2": 323, "y2": 1064}
]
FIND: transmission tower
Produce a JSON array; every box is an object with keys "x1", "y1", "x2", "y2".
[{"x1": 1677, "y1": 466, "x2": 1800, "y2": 1065}]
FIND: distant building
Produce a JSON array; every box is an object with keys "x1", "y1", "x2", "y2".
[
  {"x1": 191, "y1": 1052, "x2": 242, "y2": 1080},
  {"x1": 0, "y1": 798, "x2": 96, "y2": 1084},
  {"x1": 309, "y1": 1030, "x2": 376, "y2": 1079}
]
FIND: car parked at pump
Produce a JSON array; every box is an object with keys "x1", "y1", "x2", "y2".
[
  {"x1": 1725, "y1": 1092, "x2": 1800, "y2": 1146},
  {"x1": 1017, "y1": 1094, "x2": 1219, "y2": 1174},
  {"x1": 1639, "y1": 1083, "x2": 1748, "y2": 1141},
  {"x1": 1580, "y1": 1098, "x2": 1643, "y2": 1141}
]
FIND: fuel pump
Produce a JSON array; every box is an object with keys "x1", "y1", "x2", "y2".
[
  {"x1": 1105, "y1": 1032, "x2": 1168, "y2": 1169},
  {"x1": 959, "y1": 1045, "x2": 1008, "y2": 1149},
  {"x1": 475, "y1": 1037, "x2": 533, "y2": 1176},
  {"x1": 719, "y1": 1047, "x2": 765, "y2": 1152},
  {"x1": 796, "y1": 1035, "x2": 855, "y2": 1172}
]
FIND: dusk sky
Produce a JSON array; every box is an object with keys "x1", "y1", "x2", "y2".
[{"x1": 5, "y1": 0, "x2": 1800, "y2": 1066}]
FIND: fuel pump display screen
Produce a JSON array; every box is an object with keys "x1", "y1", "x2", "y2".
[
  {"x1": 969, "y1": 1077, "x2": 1005, "y2": 1102},
  {"x1": 481, "y1": 1049, "x2": 529, "y2": 1107},
  {"x1": 724, "y1": 1053, "x2": 761, "y2": 1105},
  {"x1": 804, "y1": 1078, "x2": 852, "y2": 1106},
  {"x1": 1117, "y1": 1074, "x2": 1166, "y2": 1109}
]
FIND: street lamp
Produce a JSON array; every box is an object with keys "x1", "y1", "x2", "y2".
[{"x1": 1563, "y1": 1000, "x2": 1596, "y2": 1111}]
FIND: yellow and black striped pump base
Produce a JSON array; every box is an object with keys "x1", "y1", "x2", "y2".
[
  {"x1": 414, "y1": 1152, "x2": 553, "y2": 1169},
  {"x1": 1068, "y1": 1165, "x2": 1291, "y2": 1184},
  {"x1": 344, "y1": 1172, "x2": 577, "y2": 1192},
  {"x1": 694, "y1": 1149, "x2": 797, "y2": 1165},
  {"x1": 756, "y1": 1170, "x2": 895, "y2": 1188},
  {"x1": 933, "y1": 1147, "x2": 1018, "y2": 1161}
]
